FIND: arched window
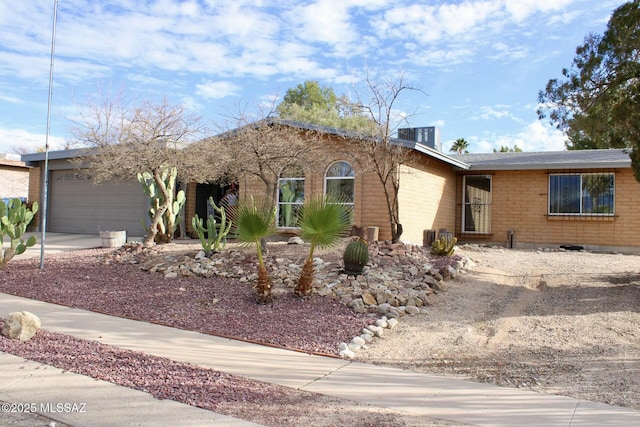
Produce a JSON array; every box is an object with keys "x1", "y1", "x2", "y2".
[
  {"x1": 277, "y1": 164, "x2": 305, "y2": 227},
  {"x1": 324, "y1": 161, "x2": 355, "y2": 209}
]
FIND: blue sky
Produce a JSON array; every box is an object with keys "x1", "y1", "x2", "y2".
[{"x1": 0, "y1": 0, "x2": 622, "y2": 155}]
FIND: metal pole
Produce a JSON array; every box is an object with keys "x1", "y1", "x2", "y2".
[{"x1": 40, "y1": 0, "x2": 59, "y2": 270}]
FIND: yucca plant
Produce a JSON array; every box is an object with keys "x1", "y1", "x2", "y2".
[
  {"x1": 233, "y1": 196, "x2": 276, "y2": 304},
  {"x1": 294, "y1": 194, "x2": 352, "y2": 297}
]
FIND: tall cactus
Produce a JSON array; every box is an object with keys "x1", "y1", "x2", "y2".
[
  {"x1": 137, "y1": 167, "x2": 185, "y2": 244},
  {"x1": 0, "y1": 198, "x2": 38, "y2": 269},
  {"x1": 191, "y1": 197, "x2": 232, "y2": 255}
]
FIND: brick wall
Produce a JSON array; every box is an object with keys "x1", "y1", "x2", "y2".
[
  {"x1": 397, "y1": 155, "x2": 458, "y2": 245},
  {"x1": 457, "y1": 168, "x2": 640, "y2": 251},
  {"x1": 235, "y1": 134, "x2": 395, "y2": 240}
]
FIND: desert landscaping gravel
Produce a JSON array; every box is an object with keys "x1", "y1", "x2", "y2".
[
  {"x1": 1, "y1": 242, "x2": 639, "y2": 426},
  {"x1": 359, "y1": 245, "x2": 640, "y2": 411}
]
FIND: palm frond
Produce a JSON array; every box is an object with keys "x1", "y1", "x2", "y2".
[
  {"x1": 298, "y1": 194, "x2": 352, "y2": 250},
  {"x1": 234, "y1": 196, "x2": 276, "y2": 245}
]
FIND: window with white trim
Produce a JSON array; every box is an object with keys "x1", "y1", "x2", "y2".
[
  {"x1": 548, "y1": 173, "x2": 615, "y2": 215},
  {"x1": 463, "y1": 175, "x2": 491, "y2": 233},
  {"x1": 277, "y1": 164, "x2": 305, "y2": 227},
  {"x1": 324, "y1": 161, "x2": 355, "y2": 209}
]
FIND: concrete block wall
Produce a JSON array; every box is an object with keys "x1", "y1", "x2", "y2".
[
  {"x1": 398, "y1": 155, "x2": 457, "y2": 245},
  {"x1": 457, "y1": 168, "x2": 640, "y2": 251}
]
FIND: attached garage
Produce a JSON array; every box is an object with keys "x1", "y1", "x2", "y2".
[{"x1": 48, "y1": 170, "x2": 148, "y2": 236}]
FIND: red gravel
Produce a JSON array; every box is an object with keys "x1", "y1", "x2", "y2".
[
  {"x1": 0, "y1": 248, "x2": 422, "y2": 426},
  {"x1": 1, "y1": 249, "x2": 375, "y2": 356}
]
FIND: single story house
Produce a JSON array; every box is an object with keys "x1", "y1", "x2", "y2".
[{"x1": 20, "y1": 122, "x2": 640, "y2": 253}]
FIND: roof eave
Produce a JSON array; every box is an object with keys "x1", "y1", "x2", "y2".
[
  {"x1": 464, "y1": 161, "x2": 631, "y2": 171},
  {"x1": 21, "y1": 147, "x2": 92, "y2": 163},
  {"x1": 406, "y1": 141, "x2": 471, "y2": 170}
]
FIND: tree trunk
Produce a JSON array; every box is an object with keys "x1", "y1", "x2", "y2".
[
  {"x1": 260, "y1": 237, "x2": 269, "y2": 257},
  {"x1": 391, "y1": 222, "x2": 403, "y2": 243},
  {"x1": 255, "y1": 265, "x2": 273, "y2": 304},
  {"x1": 143, "y1": 204, "x2": 167, "y2": 247},
  {"x1": 294, "y1": 259, "x2": 315, "y2": 297}
]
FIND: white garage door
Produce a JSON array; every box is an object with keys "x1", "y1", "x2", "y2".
[{"x1": 49, "y1": 170, "x2": 148, "y2": 236}]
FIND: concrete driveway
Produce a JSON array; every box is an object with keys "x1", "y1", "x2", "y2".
[{"x1": 15, "y1": 232, "x2": 143, "y2": 260}]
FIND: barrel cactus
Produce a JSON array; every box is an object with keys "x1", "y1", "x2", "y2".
[{"x1": 343, "y1": 237, "x2": 369, "y2": 275}]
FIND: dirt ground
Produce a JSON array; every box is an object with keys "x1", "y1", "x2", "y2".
[{"x1": 357, "y1": 245, "x2": 640, "y2": 410}]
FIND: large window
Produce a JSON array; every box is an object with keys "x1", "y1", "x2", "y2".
[
  {"x1": 325, "y1": 161, "x2": 355, "y2": 209},
  {"x1": 549, "y1": 173, "x2": 615, "y2": 215},
  {"x1": 463, "y1": 175, "x2": 492, "y2": 233},
  {"x1": 277, "y1": 164, "x2": 305, "y2": 227}
]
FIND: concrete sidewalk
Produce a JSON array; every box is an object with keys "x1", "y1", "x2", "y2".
[
  {"x1": 0, "y1": 352, "x2": 261, "y2": 427},
  {"x1": 1, "y1": 293, "x2": 639, "y2": 427}
]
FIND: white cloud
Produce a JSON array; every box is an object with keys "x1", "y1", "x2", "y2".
[
  {"x1": 471, "y1": 120, "x2": 567, "y2": 153},
  {"x1": 378, "y1": 2, "x2": 501, "y2": 44},
  {"x1": 196, "y1": 81, "x2": 242, "y2": 99},
  {"x1": 504, "y1": 0, "x2": 576, "y2": 22},
  {"x1": 289, "y1": 1, "x2": 353, "y2": 43},
  {"x1": 472, "y1": 105, "x2": 514, "y2": 121},
  {"x1": 0, "y1": 128, "x2": 67, "y2": 155}
]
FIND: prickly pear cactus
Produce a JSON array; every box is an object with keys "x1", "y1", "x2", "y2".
[
  {"x1": 0, "y1": 198, "x2": 38, "y2": 268},
  {"x1": 343, "y1": 237, "x2": 369, "y2": 275}
]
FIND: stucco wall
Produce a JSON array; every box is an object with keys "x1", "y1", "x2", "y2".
[{"x1": 457, "y1": 168, "x2": 640, "y2": 251}]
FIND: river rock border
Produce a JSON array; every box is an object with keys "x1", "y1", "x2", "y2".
[{"x1": 104, "y1": 241, "x2": 475, "y2": 358}]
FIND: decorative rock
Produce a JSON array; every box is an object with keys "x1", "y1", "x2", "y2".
[
  {"x1": 366, "y1": 325, "x2": 384, "y2": 337},
  {"x1": 361, "y1": 290, "x2": 377, "y2": 306},
  {"x1": 376, "y1": 303, "x2": 392, "y2": 315},
  {"x1": 339, "y1": 348, "x2": 355, "y2": 359},
  {"x1": 122, "y1": 239, "x2": 472, "y2": 359},
  {"x1": 337, "y1": 342, "x2": 350, "y2": 351},
  {"x1": 385, "y1": 310, "x2": 399, "y2": 319},
  {"x1": 2, "y1": 311, "x2": 41, "y2": 341},
  {"x1": 350, "y1": 336, "x2": 366, "y2": 350},
  {"x1": 348, "y1": 298, "x2": 366, "y2": 313},
  {"x1": 361, "y1": 328, "x2": 374, "y2": 336},
  {"x1": 405, "y1": 306, "x2": 420, "y2": 315},
  {"x1": 375, "y1": 318, "x2": 388, "y2": 328},
  {"x1": 288, "y1": 236, "x2": 304, "y2": 245},
  {"x1": 351, "y1": 336, "x2": 366, "y2": 346},
  {"x1": 360, "y1": 333, "x2": 374, "y2": 343}
]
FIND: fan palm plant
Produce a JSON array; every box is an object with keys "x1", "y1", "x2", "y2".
[
  {"x1": 294, "y1": 194, "x2": 352, "y2": 297},
  {"x1": 234, "y1": 196, "x2": 277, "y2": 304}
]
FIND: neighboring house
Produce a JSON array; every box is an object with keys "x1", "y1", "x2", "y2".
[
  {"x1": 20, "y1": 123, "x2": 640, "y2": 253},
  {"x1": 0, "y1": 154, "x2": 31, "y2": 203}
]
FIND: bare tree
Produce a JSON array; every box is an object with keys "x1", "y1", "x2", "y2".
[
  {"x1": 70, "y1": 94, "x2": 214, "y2": 246},
  {"x1": 348, "y1": 71, "x2": 425, "y2": 243},
  {"x1": 207, "y1": 104, "x2": 327, "y2": 209}
]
